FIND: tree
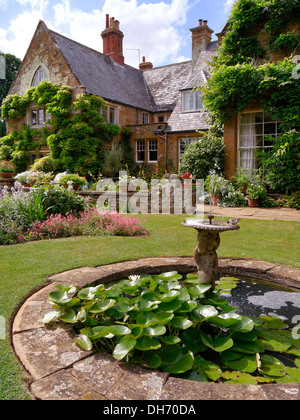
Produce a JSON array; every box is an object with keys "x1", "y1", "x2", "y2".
[{"x1": 0, "y1": 53, "x2": 22, "y2": 137}]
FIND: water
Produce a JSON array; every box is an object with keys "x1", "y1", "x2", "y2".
[{"x1": 220, "y1": 277, "x2": 300, "y2": 327}]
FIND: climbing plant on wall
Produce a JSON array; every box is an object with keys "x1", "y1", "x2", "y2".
[{"x1": 0, "y1": 81, "x2": 120, "y2": 176}]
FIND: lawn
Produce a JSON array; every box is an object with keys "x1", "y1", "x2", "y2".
[{"x1": 0, "y1": 214, "x2": 299, "y2": 399}]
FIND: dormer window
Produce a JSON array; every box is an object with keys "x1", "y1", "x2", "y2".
[
  {"x1": 182, "y1": 89, "x2": 203, "y2": 112},
  {"x1": 32, "y1": 66, "x2": 48, "y2": 87}
]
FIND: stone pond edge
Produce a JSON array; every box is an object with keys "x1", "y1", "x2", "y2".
[{"x1": 10, "y1": 256, "x2": 300, "y2": 400}]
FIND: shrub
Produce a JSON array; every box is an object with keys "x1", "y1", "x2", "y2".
[
  {"x1": 180, "y1": 133, "x2": 225, "y2": 181},
  {"x1": 58, "y1": 173, "x2": 87, "y2": 189},
  {"x1": 258, "y1": 131, "x2": 300, "y2": 194},
  {"x1": 26, "y1": 171, "x2": 54, "y2": 186},
  {"x1": 0, "y1": 160, "x2": 17, "y2": 173}
]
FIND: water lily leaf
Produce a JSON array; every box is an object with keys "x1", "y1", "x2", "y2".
[
  {"x1": 151, "y1": 312, "x2": 174, "y2": 326},
  {"x1": 220, "y1": 350, "x2": 245, "y2": 362},
  {"x1": 232, "y1": 332, "x2": 257, "y2": 342},
  {"x1": 260, "y1": 316, "x2": 289, "y2": 330},
  {"x1": 159, "y1": 290, "x2": 182, "y2": 302},
  {"x1": 255, "y1": 327, "x2": 293, "y2": 352},
  {"x1": 214, "y1": 335, "x2": 234, "y2": 352},
  {"x1": 224, "y1": 354, "x2": 258, "y2": 373},
  {"x1": 136, "y1": 311, "x2": 153, "y2": 327},
  {"x1": 138, "y1": 299, "x2": 160, "y2": 312},
  {"x1": 230, "y1": 316, "x2": 255, "y2": 333},
  {"x1": 210, "y1": 313, "x2": 242, "y2": 327},
  {"x1": 144, "y1": 325, "x2": 166, "y2": 336},
  {"x1": 191, "y1": 304, "x2": 219, "y2": 322},
  {"x1": 113, "y1": 335, "x2": 136, "y2": 360},
  {"x1": 159, "y1": 336, "x2": 181, "y2": 345},
  {"x1": 177, "y1": 300, "x2": 198, "y2": 313},
  {"x1": 180, "y1": 330, "x2": 207, "y2": 353},
  {"x1": 48, "y1": 290, "x2": 72, "y2": 304},
  {"x1": 75, "y1": 334, "x2": 93, "y2": 351},
  {"x1": 55, "y1": 284, "x2": 77, "y2": 294},
  {"x1": 59, "y1": 310, "x2": 78, "y2": 323},
  {"x1": 106, "y1": 325, "x2": 132, "y2": 336},
  {"x1": 157, "y1": 271, "x2": 180, "y2": 280},
  {"x1": 77, "y1": 286, "x2": 102, "y2": 300},
  {"x1": 43, "y1": 310, "x2": 60, "y2": 324},
  {"x1": 163, "y1": 351, "x2": 194, "y2": 374},
  {"x1": 194, "y1": 355, "x2": 222, "y2": 381},
  {"x1": 221, "y1": 371, "x2": 258, "y2": 385},
  {"x1": 171, "y1": 316, "x2": 193, "y2": 330},
  {"x1": 231, "y1": 340, "x2": 265, "y2": 354},
  {"x1": 89, "y1": 299, "x2": 116, "y2": 314},
  {"x1": 187, "y1": 284, "x2": 212, "y2": 297},
  {"x1": 135, "y1": 336, "x2": 161, "y2": 351},
  {"x1": 143, "y1": 352, "x2": 162, "y2": 369},
  {"x1": 158, "y1": 299, "x2": 181, "y2": 312}
]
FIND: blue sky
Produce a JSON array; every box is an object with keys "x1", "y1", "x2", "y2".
[{"x1": 0, "y1": 0, "x2": 235, "y2": 67}]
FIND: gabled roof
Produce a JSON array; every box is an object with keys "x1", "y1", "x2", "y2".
[{"x1": 50, "y1": 29, "x2": 154, "y2": 112}]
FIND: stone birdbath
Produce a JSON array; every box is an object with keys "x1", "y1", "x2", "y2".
[{"x1": 182, "y1": 216, "x2": 240, "y2": 290}]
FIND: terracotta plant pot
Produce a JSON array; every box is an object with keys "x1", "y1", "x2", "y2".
[
  {"x1": 247, "y1": 197, "x2": 258, "y2": 207},
  {"x1": 211, "y1": 194, "x2": 221, "y2": 206},
  {"x1": 0, "y1": 172, "x2": 15, "y2": 179}
]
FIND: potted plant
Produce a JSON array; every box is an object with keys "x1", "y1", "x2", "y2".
[
  {"x1": 204, "y1": 172, "x2": 228, "y2": 206},
  {"x1": 231, "y1": 168, "x2": 253, "y2": 194},
  {"x1": 0, "y1": 160, "x2": 17, "y2": 178},
  {"x1": 58, "y1": 173, "x2": 87, "y2": 190},
  {"x1": 246, "y1": 183, "x2": 266, "y2": 207}
]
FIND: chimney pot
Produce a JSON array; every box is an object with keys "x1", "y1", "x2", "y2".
[
  {"x1": 203, "y1": 20, "x2": 208, "y2": 25},
  {"x1": 199, "y1": 19, "x2": 203, "y2": 26},
  {"x1": 143, "y1": 56, "x2": 146, "y2": 63},
  {"x1": 106, "y1": 14, "x2": 109, "y2": 29}
]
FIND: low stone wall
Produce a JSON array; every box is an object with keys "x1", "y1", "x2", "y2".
[{"x1": 78, "y1": 189, "x2": 197, "y2": 215}]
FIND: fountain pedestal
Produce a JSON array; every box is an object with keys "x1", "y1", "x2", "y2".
[{"x1": 182, "y1": 217, "x2": 240, "y2": 290}]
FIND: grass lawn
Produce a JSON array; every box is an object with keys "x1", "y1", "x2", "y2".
[{"x1": 0, "y1": 214, "x2": 299, "y2": 399}]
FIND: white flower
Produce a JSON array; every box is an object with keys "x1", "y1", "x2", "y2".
[{"x1": 128, "y1": 275, "x2": 140, "y2": 282}]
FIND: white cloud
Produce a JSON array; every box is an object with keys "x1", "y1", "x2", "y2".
[{"x1": 0, "y1": 0, "x2": 192, "y2": 66}]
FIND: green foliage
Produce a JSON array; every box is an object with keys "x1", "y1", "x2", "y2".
[
  {"x1": 257, "y1": 131, "x2": 300, "y2": 194},
  {"x1": 180, "y1": 131, "x2": 225, "y2": 180},
  {"x1": 45, "y1": 272, "x2": 300, "y2": 385},
  {"x1": 269, "y1": 32, "x2": 300, "y2": 52},
  {"x1": 58, "y1": 173, "x2": 87, "y2": 188},
  {"x1": 102, "y1": 144, "x2": 123, "y2": 177},
  {"x1": 0, "y1": 82, "x2": 120, "y2": 176}
]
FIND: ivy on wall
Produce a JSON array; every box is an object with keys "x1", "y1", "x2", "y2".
[
  {"x1": 202, "y1": 0, "x2": 300, "y2": 131},
  {"x1": 0, "y1": 81, "x2": 120, "y2": 176}
]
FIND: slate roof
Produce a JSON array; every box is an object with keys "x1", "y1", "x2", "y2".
[
  {"x1": 50, "y1": 30, "x2": 153, "y2": 112},
  {"x1": 50, "y1": 27, "x2": 218, "y2": 133}
]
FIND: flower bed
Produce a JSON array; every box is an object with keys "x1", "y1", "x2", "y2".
[{"x1": 27, "y1": 209, "x2": 148, "y2": 241}]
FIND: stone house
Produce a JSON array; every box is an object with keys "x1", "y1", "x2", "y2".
[
  {"x1": 7, "y1": 16, "x2": 217, "y2": 171},
  {"x1": 218, "y1": 20, "x2": 300, "y2": 178}
]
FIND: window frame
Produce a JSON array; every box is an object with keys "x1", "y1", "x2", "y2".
[
  {"x1": 148, "y1": 139, "x2": 158, "y2": 163},
  {"x1": 28, "y1": 107, "x2": 51, "y2": 128},
  {"x1": 136, "y1": 140, "x2": 145, "y2": 163},
  {"x1": 238, "y1": 111, "x2": 282, "y2": 170},
  {"x1": 182, "y1": 89, "x2": 203, "y2": 113},
  {"x1": 31, "y1": 65, "x2": 49, "y2": 87}
]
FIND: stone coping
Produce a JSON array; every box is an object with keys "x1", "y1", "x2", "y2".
[{"x1": 11, "y1": 257, "x2": 300, "y2": 400}]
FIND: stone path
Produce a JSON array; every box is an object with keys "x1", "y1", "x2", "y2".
[
  {"x1": 11, "y1": 257, "x2": 300, "y2": 400},
  {"x1": 203, "y1": 205, "x2": 300, "y2": 222}
]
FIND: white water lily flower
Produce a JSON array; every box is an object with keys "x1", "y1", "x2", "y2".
[{"x1": 128, "y1": 275, "x2": 140, "y2": 282}]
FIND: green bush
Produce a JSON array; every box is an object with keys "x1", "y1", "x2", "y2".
[
  {"x1": 180, "y1": 133, "x2": 225, "y2": 181},
  {"x1": 258, "y1": 131, "x2": 300, "y2": 194}
]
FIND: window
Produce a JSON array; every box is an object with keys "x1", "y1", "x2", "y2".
[
  {"x1": 148, "y1": 139, "x2": 158, "y2": 162},
  {"x1": 32, "y1": 66, "x2": 48, "y2": 87},
  {"x1": 182, "y1": 90, "x2": 203, "y2": 112},
  {"x1": 179, "y1": 137, "x2": 201, "y2": 164},
  {"x1": 238, "y1": 112, "x2": 282, "y2": 170},
  {"x1": 136, "y1": 140, "x2": 145, "y2": 162},
  {"x1": 30, "y1": 108, "x2": 51, "y2": 127},
  {"x1": 143, "y1": 113, "x2": 149, "y2": 124},
  {"x1": 100, "y1": 106, "x2": 118, "y2": 124}
]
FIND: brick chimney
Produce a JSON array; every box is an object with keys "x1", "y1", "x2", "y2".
[
  {"x1": 190, "y1": 19, "x2": 214, "y2": 67},
  {"x1": 139, "y1": 56, "x2": 153, "y2": 71},
  {"x1": 101, "y1": 14, "x2": 125, "y2": 66}
]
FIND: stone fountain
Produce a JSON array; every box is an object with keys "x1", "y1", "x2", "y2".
[{"x1": 182, "y1": 215, "x2": 240, "y2": 290}]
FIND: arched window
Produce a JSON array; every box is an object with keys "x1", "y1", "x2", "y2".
[{"x1": 32, "y1": 66, "x2": 48, "y2": 87}]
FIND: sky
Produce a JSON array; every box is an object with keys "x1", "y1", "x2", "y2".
[{"x1": 0, "y1": 0, "x2": 235, "y2": 68}]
